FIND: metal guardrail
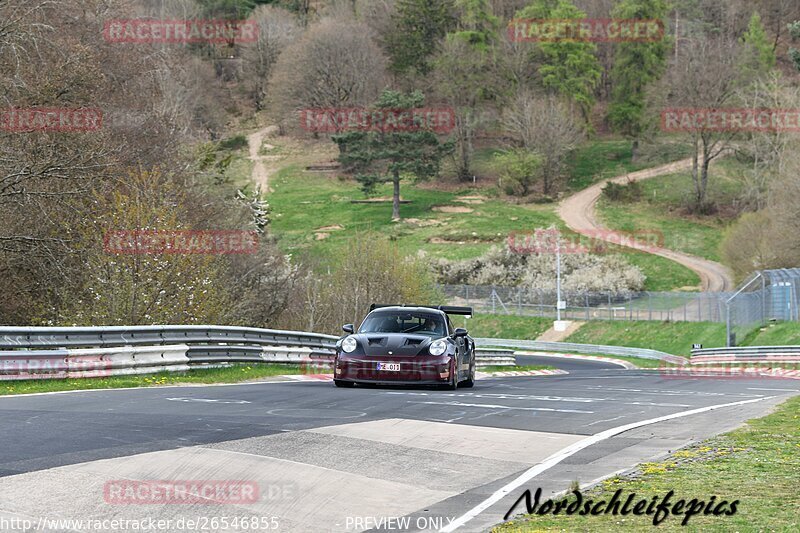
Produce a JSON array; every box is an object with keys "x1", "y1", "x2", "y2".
[
  {"x1": 0, "y1": 325, "x2": 338, "y2": 352},
  {"x1": 0, "y1": 326, "x2": 522, "y2": 380},
  {"x1": 692, "y1": 345, "x2": 800, "y2": 356},
  {"x1": 691, "y1": 345, "x2": 800, "y2": 363},
  {"x1": 475, "y1": 338, "x2": 688, "y2": 364},
  {"x1": 474, "y1": 348, "x2": 516, "y2": 368}
]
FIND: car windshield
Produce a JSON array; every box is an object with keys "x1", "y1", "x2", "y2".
[{"x1": 359, "y1": 312, "x2": 446, "y2": 336}]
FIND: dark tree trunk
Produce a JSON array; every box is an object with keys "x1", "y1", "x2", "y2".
[{"x1": 392, "y1": 169, "x2": 401, "y2": 221}]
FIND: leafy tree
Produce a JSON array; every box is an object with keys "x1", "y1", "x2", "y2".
[
  {"x1": 333, "y1": 91, "x2": 453, "y2": 221},
  {"x1": 741, "y1": 11, "x2": 776, "y2": 75},
  {"x1": 385, "y1": 0, "x2": 456, "y2": 75},
  {"x1": 496, "y1": 149, "x2": 542, "y2": 196},
  {"x1": 451, "y1": 0, "x2": 500, "y2": 48},
  {"x1": 515, "y1": 0, "x2": 601, "y2": 123},
  {"x1": 787, "y1": 20, "x2": 800, "y2": 71},
  {"x1": 607, "y1": 0, "x2": 670, "y2": 161}
]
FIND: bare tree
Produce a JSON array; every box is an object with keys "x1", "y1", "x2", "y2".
[
  {"x1": 735, "y1": 73, "x2": 800, "y2": 211},
  {"x1": 267, "y1": 16, "x2": 388, "y2": 133},
  {"x1": 503, "y1": 92, "x2": 583, "y2": 195},
  {"x1": 661, "y1": 34, "x2": 746, "y2": 213},
  {"x1": 241, "y1": 5, "x2": 301, "y2": 111},
  {"x1": 356, "y1": 0, "x2": 397, "y2": 45},
  {"x1": 433, "y1": 36, "x2": 498, "y2": 182}
]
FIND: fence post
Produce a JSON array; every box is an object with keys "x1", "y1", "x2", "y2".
[
  {"x1": 585, "y1": 294, "x2": 589, "y2": 320},
  {"x1": 726, "y1": 300, "x2": 733, "y2": 347}
]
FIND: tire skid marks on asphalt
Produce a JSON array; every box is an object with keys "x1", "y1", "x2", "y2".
[
  {"x1": 309, "y1": 419, "x2": 588, "y2": 465},
  {"x1": 384, "y1": 391, "x2": 692, "y2": 408},
  {"x1": 407, "y1": 400, "x2": 594, "y2": 414}
]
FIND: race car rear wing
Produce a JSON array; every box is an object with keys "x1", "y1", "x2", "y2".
[{"x1": 369, "y1": 304, "x2": 473, "y2": 317}]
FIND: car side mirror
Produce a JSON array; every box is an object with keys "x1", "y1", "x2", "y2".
[
  {"x1": 454, "y1": 328, "x2": 468, "y2": 338},
  {"x1": 342, "y1": 324, "x2": 354, "y2": 334}
]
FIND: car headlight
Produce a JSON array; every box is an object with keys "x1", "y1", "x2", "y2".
[
  {"x1": 429, "y1": 339, "x2": 448, "y2": 356},
  {"x1": 341, "y1": 336, "x2": 358, "y2": 353}
]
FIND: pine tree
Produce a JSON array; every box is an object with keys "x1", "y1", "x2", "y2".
[
  {"x1": 515, "y1": 0, "x2": 601, "y2": 124},
  {"x1": 333, "y1": 91, "x2": 453, "y2": 221},
  {"x1": 385, "y1": 0, "x2": 456, "y2": 75},
  {"x1": 607, "y1": 0, "x2": 669, "y2": 161},
  {"x1": 741, "y1": 11, "x2": 776, "y2": 75}
]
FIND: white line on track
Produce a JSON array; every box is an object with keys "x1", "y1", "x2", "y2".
[
  {"x1": 747, "y1": 387, "x2": 799, "y2": 392},
  {"x1": 439, "y1": 395, "x2": 776, "y2": 533},
  {"x1": 408, "y1": 400, "x2": 594, "y2": 414},
  {"x1": 166, "y1": 397, "x2": 251, "y2": 404},
  {"x1": 582, "y1": 414, "x2": 626, "y2": 427}
]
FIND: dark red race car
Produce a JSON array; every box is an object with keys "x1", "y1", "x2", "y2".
[{"x1": 333, "y1": 304, "x2": 476, "y2": 389}]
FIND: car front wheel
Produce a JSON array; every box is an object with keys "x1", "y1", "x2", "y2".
[
  {"x1": 443, "y1": 359, "x2": 458, "y2": 390},
  {"x1": 461, "y1": 359, "x2": 475, "y2": 388}
]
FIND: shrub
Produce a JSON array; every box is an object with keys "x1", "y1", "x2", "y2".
[
  {"x1": 495, "y1": 149, "x2": 542, "y2": 196},
  {"x1": 218, "y1": 135, "x2": 248, "y2": 151},
  {"x1": 602, "y1": 179, "x2": 643, "y2": 202},
  {"x1": 428, "y1": 244, "x2": 645, "y2": 293}
]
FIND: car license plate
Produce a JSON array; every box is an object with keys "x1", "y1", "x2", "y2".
[{"x1": 377, "y1": 362, "x2": 400, "y2": 372}]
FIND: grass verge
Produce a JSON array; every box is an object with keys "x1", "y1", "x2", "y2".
[
  {"x1": 566, "y1": 139, "x2": 693, "y2": 191},
  {"x1": 481, "y1": 365, "x2": 555, "y2": 373},
  {"x1": 466, "y1": 315, "x2": 553, "y2": 340},
  {"x1": 0, "y1": 364, "x2": 302, "y2": 396},
  {"x1": 495, "y1": 395, "x2": 800, "y2": 532},
  {"x1": 565, "y1": 320, "x2": 727, "y2": 356},
  {"x1": 742, "y1": 321, "x2": 800, "y2": 346}
]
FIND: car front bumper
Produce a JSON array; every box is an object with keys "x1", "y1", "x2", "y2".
[{"x1": 334, "y1": 355, "x2": 453, "y2": 384}]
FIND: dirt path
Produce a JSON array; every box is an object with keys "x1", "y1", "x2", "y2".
[
  {"x1": 247, "y1": 125, "x2": 281, "y2": 192},
  {"x1": 536, "y1": 321, "x2": 585, "y2": 342},
  {"x1": 558, "y1": 158, "x2": 734, "y2": 292}
]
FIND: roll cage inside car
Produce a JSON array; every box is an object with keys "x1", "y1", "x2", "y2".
[{"x1": 364, "y1": 304, "x2": 473, "y2": 336}]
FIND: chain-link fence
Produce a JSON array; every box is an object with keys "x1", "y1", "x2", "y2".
[
  {"x1": 439, "y1": 284, "x2": 731, "y2": 322},
  {"x1": 726, "y1": 269, "x2": 800, "y2": 346},
  {"x1": 441, "y1": 270, "x2": 800, "y2": 347}
]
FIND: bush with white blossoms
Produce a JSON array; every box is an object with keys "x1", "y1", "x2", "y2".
[{"x1": 426, "y1": 244, "x2": 645, "y2": 293}]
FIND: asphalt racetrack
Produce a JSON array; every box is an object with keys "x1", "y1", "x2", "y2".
[{"x1": 0, "y1": 356, "x2": 796, "y2": 532}]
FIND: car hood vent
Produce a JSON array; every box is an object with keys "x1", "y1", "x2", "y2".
[
  {"x1": 367, "y1": 337, "x2": 387, "y2": 346},
  {"x1": 404, "y1": 337, "x2": 425, "y2": 346}
]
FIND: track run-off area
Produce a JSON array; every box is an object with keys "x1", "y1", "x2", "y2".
[{"x1": 0, "y1": 356, "x2": 797, "y2": 532}]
